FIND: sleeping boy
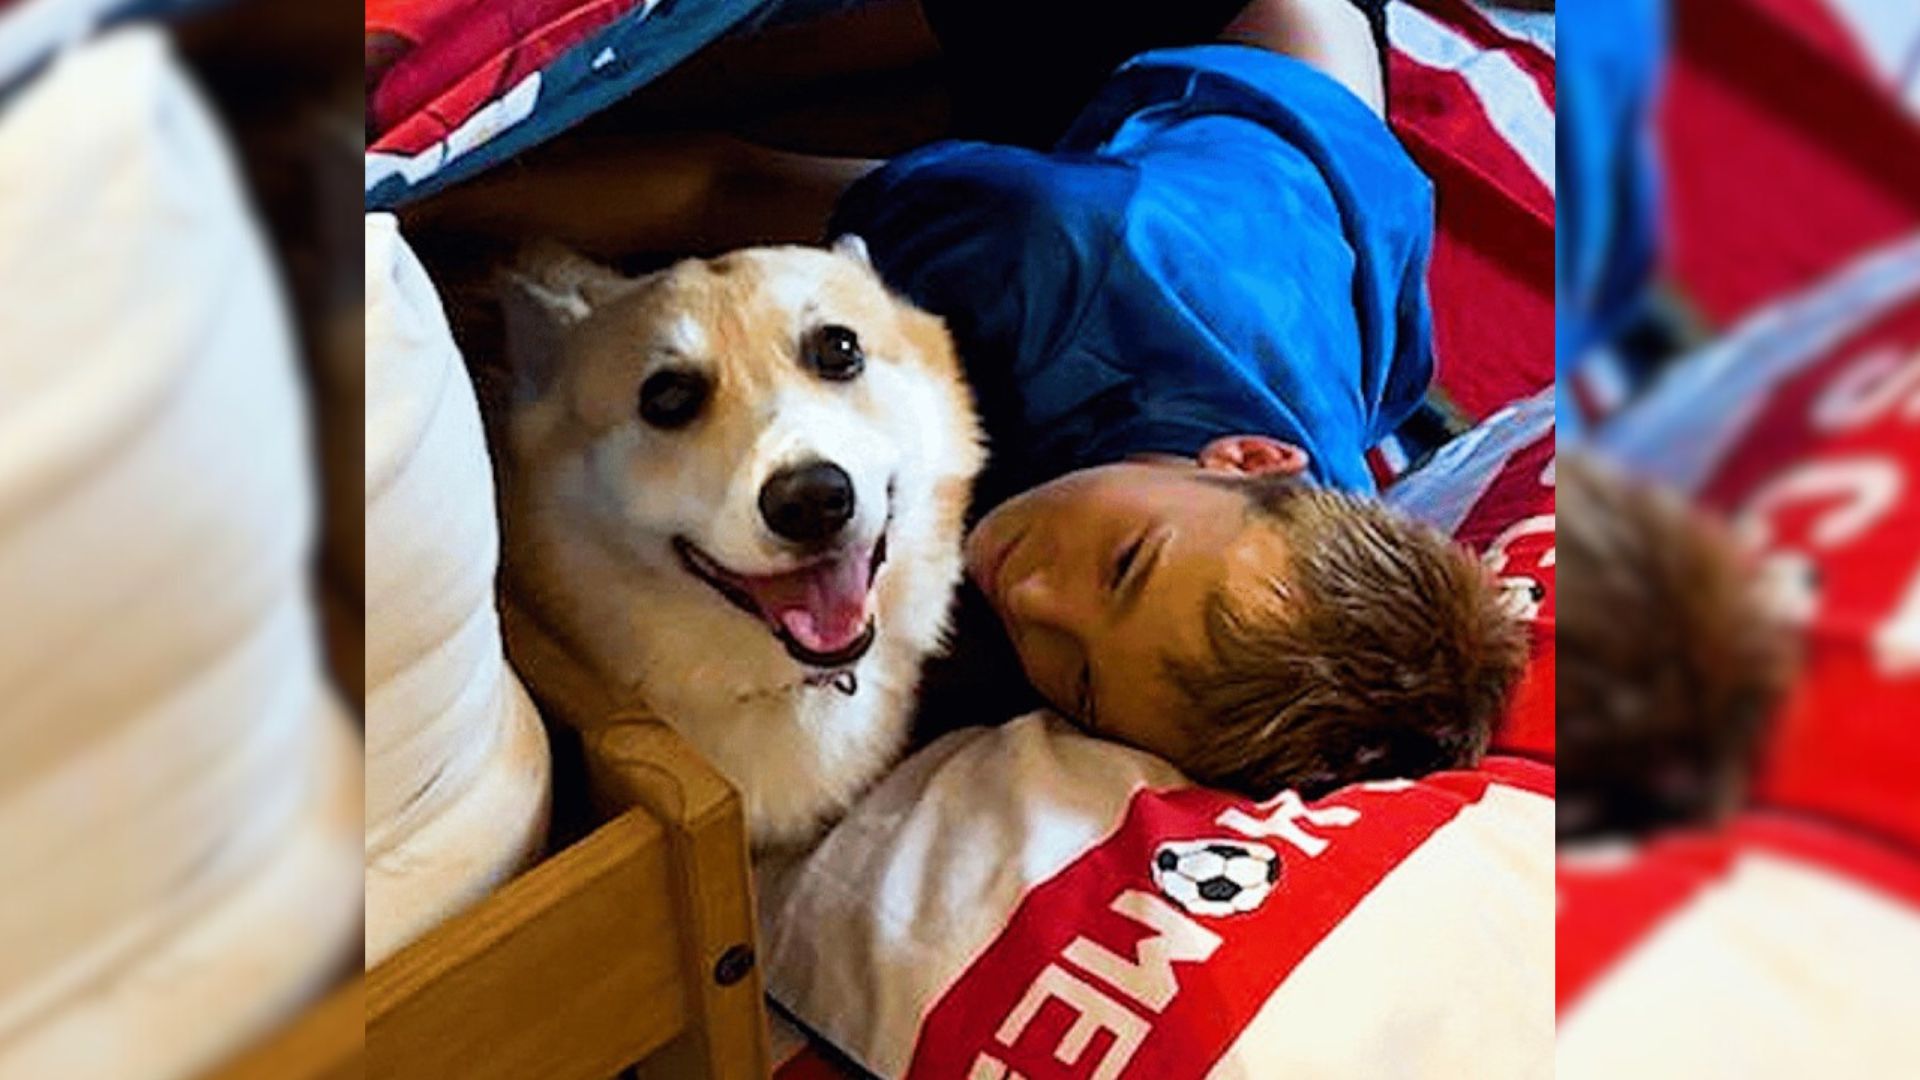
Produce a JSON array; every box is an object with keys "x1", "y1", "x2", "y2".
[{"x1": 849, "y1": 0, "x2": 1527, "y2": 796}]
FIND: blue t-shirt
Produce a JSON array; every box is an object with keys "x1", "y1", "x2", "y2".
[{"x1": 830, "y1": 45, "x2": 1437, "y2": 505}]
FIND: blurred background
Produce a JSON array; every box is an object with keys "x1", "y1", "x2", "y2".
[
  {"x1": 0, "y1": 2, "x2": 362, "y2": 1077},
  {"x1": 1557, "y1": 0, "x2": 1920, "y2": 1075}
]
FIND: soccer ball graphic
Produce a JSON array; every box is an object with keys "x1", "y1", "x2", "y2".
[
  {"x1": 1152, "y1": 839, "x2": 1281, "y2": 917},
  {"x1": 1496, "y1": 575, "x2": 1548, "y2": 622}
]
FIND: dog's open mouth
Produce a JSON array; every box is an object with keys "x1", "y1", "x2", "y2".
[{"x1": 673, "y1": 533, "x2": 888, "y2": 669}]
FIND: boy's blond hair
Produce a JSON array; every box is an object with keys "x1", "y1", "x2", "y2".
[{"x1": 1169, "y1": 477, "x2": 1527, "y2": 798}]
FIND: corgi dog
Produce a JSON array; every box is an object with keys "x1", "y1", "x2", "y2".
[{"x1": 496, "y1": 237, "x2": 983, "y2": 849}]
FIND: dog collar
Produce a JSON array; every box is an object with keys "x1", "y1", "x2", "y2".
[{"x1": 804, "y1": 669, "x2": 859, "y2": 696}]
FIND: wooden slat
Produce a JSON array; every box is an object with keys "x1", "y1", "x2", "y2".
[
  {"x1": 493, "y1": 593, "x2": 774, "y2": 1077},
  {"x1": 590, "y1": 721, "x2": 772, "y2": 1080},
  {"x1": 366, "y1": 808, "x2": 689, "y2": 1080}
]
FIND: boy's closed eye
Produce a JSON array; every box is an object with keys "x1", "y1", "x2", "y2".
[
  {"x1": 1109, "y1": 528, "x2": 1169, "y2": 616},
  {"x1": 1111, "y1": 532, "x2": 1147, "y2": 592}
]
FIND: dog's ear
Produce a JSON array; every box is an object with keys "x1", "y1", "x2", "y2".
[
  {"x1": 503, "y1": 270, "x2": 593, "y2": 327},
  {"x1": 831, "y1": 233, "x2": 873, "y2": 270},
  {"x1": 497, "y1": 243, "x2": 639, "y2": 403},
  {"x1": 504, "y1": 240, "x2": 635, "y2": 325},
  {"x1": 498, "y1": 276, "x2": 566, "y2": 405}
]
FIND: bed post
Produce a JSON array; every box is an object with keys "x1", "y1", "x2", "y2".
[{"x1": 589, "y1": 719, "x2": 774, "y2": 1080}]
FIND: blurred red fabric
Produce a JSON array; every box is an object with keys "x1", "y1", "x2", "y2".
[{"x1": 1662, "y1": 0, "x2": 1920, "y2": 325}]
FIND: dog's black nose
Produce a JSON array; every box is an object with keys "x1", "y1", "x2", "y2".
[{"x1": 760, "y1": 461, "x2": 855, "y2": 545}]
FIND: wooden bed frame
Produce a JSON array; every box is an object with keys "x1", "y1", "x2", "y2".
[{"x1": 212, "y1": 721, "x2": 772, "y2": 1080}]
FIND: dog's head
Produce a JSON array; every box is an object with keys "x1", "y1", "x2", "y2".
[{"x1": 501, "y1": 237, "x2": 982, "y2": 673}]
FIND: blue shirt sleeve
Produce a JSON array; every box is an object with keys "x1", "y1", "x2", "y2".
[{"x1": 832, "y1": 44, "x2": 1437, "y2": 499}]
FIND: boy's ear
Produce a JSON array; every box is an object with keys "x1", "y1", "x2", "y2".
[
  {"x1": 832, "y1": 233, "x2": 872, "y2": 269},
  {"x1": 1198, "y1": 435, "x2": 1310, "y2": 477}
]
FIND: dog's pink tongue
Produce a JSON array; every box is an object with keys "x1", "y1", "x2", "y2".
[{"x1": 745, "y1": 551, "x2": 873, "y2": 656}]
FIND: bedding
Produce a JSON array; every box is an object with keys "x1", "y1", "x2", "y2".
[
  {"x1": 365, "y1": 0, "x2": 774, "y2": 207},
  {"x1": 0, "y1": 28, "x2": 359, "y2": 1078},
  {"x1": 0, "y1": 0, "x2": 220, "y2": 93},
  {"x1": 1388, "y1": 384, "x2": 1556, "y2": 758},
  {"x1": 1385, "y1": 0, "x2": 1554, "y2": 426},
  {"x1": 760, "y1": 715, "x2": 1553, "y2": 1079},
  {"x1": 364, "y1": 212, "x2": 553, "y2": 966},
  {"x1": 1557, "y1": 812, "x2": 1920, "y2": 1076},
  {"x1": 1661, "y1": 0, "x2": 1920, "y2": 328},
  {"x1": 1596, "y1": 232, "x2": 1920, "y2": 850}
]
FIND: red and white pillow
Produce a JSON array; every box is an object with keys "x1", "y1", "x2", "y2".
[
  {"x1": 1379, "y1": 3, "x2": 1557, "y2": 747},
  {"x1": 761, "y1": 715, "x2": 1553, "y2": 1080}
]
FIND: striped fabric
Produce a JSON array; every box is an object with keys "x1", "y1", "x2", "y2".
[
  {"x1": 1386, "y1": 0, "x2": 1555, "y2": 431},
  {"x1": 1389, "y1": 385, "x2": 1556, "y2": 758},
  {"x1": 363, "y1": 0, "x2": 771, "y2": 207},
  {"x1": 1661, "y1": 0, "x2": 1920, "y2": 326}
]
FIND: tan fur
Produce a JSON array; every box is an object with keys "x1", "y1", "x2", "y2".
[{"x1": 497, "y1": 241, "x2": 984, "y2": 849}]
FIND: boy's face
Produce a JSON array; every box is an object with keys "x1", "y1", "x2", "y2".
[{"x1": 964, "y1": 453, "x2": 1297, "y2": 764}]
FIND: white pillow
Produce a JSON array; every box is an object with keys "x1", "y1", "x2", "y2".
[
  {"x1": 0, "y1": 28, "x2": 358, "y2": 1079},
  {"x1": 364, "y1": 211, "x2": 551, "y2": 966},
  {"x1": 761, "y1": 713, "x2": 1554, "y2": 1079}
]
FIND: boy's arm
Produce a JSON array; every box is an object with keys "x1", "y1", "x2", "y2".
[{"x1": 1219, "y1": 0, "x2": 1386, "y2": 114}]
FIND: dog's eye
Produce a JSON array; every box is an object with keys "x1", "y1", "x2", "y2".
[
  {"x1": 638, "y1": 369, "x2": 709, "y2": 429},
  {"x1": 805, "y1": 324, "x2": 864, "y2": 381}
]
